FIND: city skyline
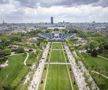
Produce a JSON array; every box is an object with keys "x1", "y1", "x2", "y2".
[{"x1": 0, "y1": 0, "x2": 108, "y2": 23}]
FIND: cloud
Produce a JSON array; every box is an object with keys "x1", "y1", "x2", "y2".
[
  {"x1": 93, "y1": 0, "x2": 108, "y2": 7},
  {"x1": 0, "y1": 0, "x2": 9, "y2": 4},
  {"x1": 1, "y1": 0, "x2": 108, "y2": 8},
  {"x1": 16, "y1": 0, "x2": 100, "y2": 7},
  {"x1": 0, "y1": 4, "x2": 108, "y2": 23},
  {"x1": 0, "y1": 0, "x2": 108, "y2": 23},
  {"x1": 15, "y1": 0, "x2": 108, "y2": 8}
]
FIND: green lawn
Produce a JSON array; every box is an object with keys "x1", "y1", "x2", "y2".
[
  {"x1": 81, "y1": 53, "x2": 108, "y2": 90},
  {"x1": 91, "y1": 73, "x2": 108, "y2": 90},
  {"x1": 82, "y1": 53, "x2": 108, "y2": 76},
  {"x1": 26, "y1": 52, "x2": 37, "y2": 65},
  {"x1": 45, "y1": 65, "x2": 72, "y2": 90},
  {"x1": 0, "y1": 54, "x2": 29, "y2": 89},
  {"x1": 50, "y1": 50, "x2": 65, "y2": 62},
  {"x1": 45, "y1": 42, "x2": 72, "y2": 90},
  {"x1": 51, "y1": 42, "x2": 63, "y2": 49}
]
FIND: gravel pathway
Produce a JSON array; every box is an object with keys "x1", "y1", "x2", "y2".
[{"x1": 28, "y1": 42, "x2": 50, "y2": 90}]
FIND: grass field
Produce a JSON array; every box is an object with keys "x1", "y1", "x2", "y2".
[
  {"x1": 50, "y1": 50, "x2": 65, "y2": 62},
  {"x1": 51, "y1": 42, "x2": 63, "y2": 49},
  {"x1": 0, "y1": 54, "x2": 29, "y2": 89},
  {"x1": 45, "y1": 65, "x2": 72, "y2": 90},
  {"x1": 82, "y1": 53, "x2": 108, "y2": 76},
  {"x1": 26, "y1": 52, "x2": 37, "y2": 65},
  {"x1": 44, "y1": 42, "x2": 72, "y2": 90},
  {"x1": 92, "y1": 73, "x2": 108, "y2": 90},
  {"x1": 81, "y1": 53, "x2": 108, "y2": 90}
]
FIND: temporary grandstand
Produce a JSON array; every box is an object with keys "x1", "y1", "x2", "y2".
[{"x1": 39, "y1": 32, "x2": 76, "y2": 42}]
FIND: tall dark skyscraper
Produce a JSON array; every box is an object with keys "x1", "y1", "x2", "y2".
[{"x1": 51, "y1": 17, "x2": 53, "y2": 24}]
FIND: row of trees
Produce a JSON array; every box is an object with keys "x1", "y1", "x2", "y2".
[
  {"x1": 0, "y1": 33, "x2": 23, "y2": 49},
  {"x1": 0, "y1": 49, "x2": 11, "y2": 63},
  {"x1": 84, "y1": 33, "x2": 108, "y2": 57},
  {"x1": 0, "y1": 33, "x2": 25, "y2": 63},
  {"x1": 0, "y1": 47, "x2": 25, "y2": 64},
  {"x1": 0, "y1": 29, "x2": 44, "y2": 49}
]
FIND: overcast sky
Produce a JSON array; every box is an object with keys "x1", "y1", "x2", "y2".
[{"x1": 0, "y1": 0, "x2": 108, "y2": 23}]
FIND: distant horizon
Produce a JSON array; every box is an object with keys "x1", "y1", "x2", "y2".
[{"x1": 0, "y1": 21, "x2": 108, "y2": 24}]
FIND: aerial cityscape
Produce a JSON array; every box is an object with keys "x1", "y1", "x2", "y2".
[{"x1": 0, "y1": 0, "x2": 108, "y2": 90}]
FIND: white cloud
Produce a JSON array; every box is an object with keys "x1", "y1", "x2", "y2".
[
  {"x1": 0, "y1": 3, "x2": 16, "y2": 14},
  {"x1": 0, "y1": 1, "x2": 108, "y2": 23}
]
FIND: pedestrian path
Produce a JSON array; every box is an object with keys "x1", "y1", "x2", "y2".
[
  {"x1": 50, "y1": 49, "x2": 65, "y2": 50},
  {"x1": 92, "y1": 70, "x2": 108, "y2": 79},
  {"x1": 64, "y1": 42, "x2": 90, "y2": 90},
  {"x1": 0, "y1": 60, "x2": 8, "y2": 68},
  {"x1": 98, "y1": 55, "x2": 108, "y2": 61},
  {"x1": 45, "y1": 62, "x2": 71, "y2": 65},
  {"x1": 28, "y1": 42, "x2": 50, "y2": 90},
  {"x1": 24, "y1": 52, "x2": 29, "y2": 66}
]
